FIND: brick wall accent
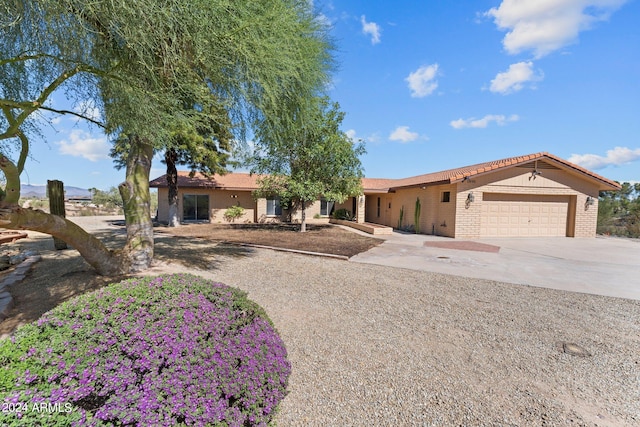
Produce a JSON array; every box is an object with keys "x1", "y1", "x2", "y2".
[{"x1": 454, "y1": 167, "x2": 601, "y2": 238}]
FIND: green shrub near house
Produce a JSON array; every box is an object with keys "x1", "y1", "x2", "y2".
[
  {"x1": 224, "y1": 205, "x2": 245, "y2": 222},
  {"x1": 332, "y1": 209, "x2": 353, "y2": 221}
]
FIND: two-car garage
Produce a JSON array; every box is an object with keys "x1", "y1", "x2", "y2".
[
  {"x1": 356, "y1": 153, "x2": 620, "y2": 238},
  {"x1": 479, "y1": 193, "x2": 571, "y2": 237}
]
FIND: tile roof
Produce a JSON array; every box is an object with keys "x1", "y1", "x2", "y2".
[
  {"x1": 150, "y1": 153, "x2": 622, "y2": 192},
  {"x1": 363, "y1": 152, "x2": 621, "y2": 192},
  {"x1": 149, "y1": 171, "x2": 261, "y2": 190}
]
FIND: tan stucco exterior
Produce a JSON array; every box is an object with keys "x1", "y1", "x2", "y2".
[
  {"x1": 156, "y1": 187, "x2": 357, "y2": 225},
  {"x1": 150, "y1": 153, "x2": 619, "y2": 238},
  {"x1": 363, "y1": 161, "x2": 605, "y2": 238},
  {"x1": 156, "y1": 188, "x2": 256, "y2": 223}
]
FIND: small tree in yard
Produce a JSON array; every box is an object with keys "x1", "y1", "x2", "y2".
[{"x1": 251, "y1": 97, "x2": 365, "y2": 232}]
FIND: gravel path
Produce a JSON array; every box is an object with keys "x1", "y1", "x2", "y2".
[{"x1": 153, "y1": 248, "x2": 640, "y2": 426}]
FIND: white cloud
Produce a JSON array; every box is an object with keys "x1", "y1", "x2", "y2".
[
  {"x1": 489, "y1": 61, "x2": 543, "y2": 94},
  {"x1": 58, "y1": 129, "x2": 110, "y2": 162},
  {"x1": 344, "y1": 129, "x2": 381, "y2": 144},
  {"x1": 450, "y1": 114, "x2": 519, "y2": 129},
  {"x1": 389, "y1": 126, "x2": 419, "y2": 143},
  {"x1": 405, "y1": 64, "x2": 439, "y2": 98},
  {"x1": 485, "y1": 0, "x2": 628, "y2": 58},
  {"x1": 360, "y1": 15, "x2": 381, "y2": 45},
  {"x1": 568, "y1": 146, "x2": 640, "y2": 170},
  {"x1": 366, "y1": 132, "x2": 382, "y2": 143}
]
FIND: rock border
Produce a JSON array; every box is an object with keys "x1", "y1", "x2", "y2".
[{"x1": 0, "y1": 255, "x2": 42, "y2": 321}]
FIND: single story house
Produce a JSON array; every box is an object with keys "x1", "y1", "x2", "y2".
[
  {"x1": 149, "y1": 172, "x2": 355, "y2": 225},
  {"x1": 149, "y1": 152, "x2": 621, "y2": 238}
]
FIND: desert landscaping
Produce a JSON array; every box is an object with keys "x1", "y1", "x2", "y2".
[{"x1": 1, "y1": 216, "x2": 639, "y2": 426}]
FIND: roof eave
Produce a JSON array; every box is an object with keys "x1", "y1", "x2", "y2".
[
  {"x1": 389, "y1": 179, "x2": 451, "y2": 191},
  {"x1": 539, "y1": 154, "x2": 622, "y2": 191}
]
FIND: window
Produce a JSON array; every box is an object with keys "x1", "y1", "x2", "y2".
[
  {"x1": 266, "y1": 198, "x2": 282, "y2": 216},
  {"x1": 320, "y1": 198, "x2": 334, "y2": 216},
  {"x1": 441, "y1": 191, "x2": 451, "y2": 203},
  {"x1": 377, "y1": 197, "x2": 381, "y2": 217},
  {"x1": 183, "y1": 194, "x2": 209, "y2": 221}
]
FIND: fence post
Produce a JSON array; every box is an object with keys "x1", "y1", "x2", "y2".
[{"x1": 47, "y1": 180, "x2": 68, "y2": 250}]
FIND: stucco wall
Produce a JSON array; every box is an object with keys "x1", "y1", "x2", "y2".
[
  {"x1": 156, "y1": 188, "x2": 169, "y2": 223},
  {"x1": 365, "y1": 184, "x2": 457, "y2": 237},
  {"x1": 363, "y1": 166, "x2": 601, "y2": 238},
  {"x1": 254, "y1": 196, "x2": 354, "y2": 224},
  {"x1": 156, "y1": 188, "x2": 255, "y2": 224},
  {"x1": 154, "y1": 163, "x2": 603, "y2": 237}
]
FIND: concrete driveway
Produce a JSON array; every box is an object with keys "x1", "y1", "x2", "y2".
[{"x1": 350, "y1": 232, "x2": 640, "y2": 300}]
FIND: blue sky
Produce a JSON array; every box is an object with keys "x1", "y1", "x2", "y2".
[{"x1": 21, "y1": 0, "x2": 640, "y2": 190}]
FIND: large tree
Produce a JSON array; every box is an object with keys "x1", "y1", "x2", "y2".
[
  {"x1": 251, "y1": 97, "x2": 365, "y2": 232},
  {"x1": 110, "y1": 96, "x2": 235, "y2": 228},
  {"x1": 163, "y1": 98, "x2": 235, "y2": 227},
  {"x1": 0, "y1": 0, "x2": 334, "y2": 274}
]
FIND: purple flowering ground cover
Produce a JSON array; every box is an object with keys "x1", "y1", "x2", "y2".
[{"x1": 0, "y1": 274, "x2": 290, "y2": 426}]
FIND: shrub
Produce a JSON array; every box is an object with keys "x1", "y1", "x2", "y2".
[
  {"x1": 0, "y1": 274, "x2": 290, "y2": 426},
  {"x1": 223, "y1": 205, "x2": 245, "y2": 222},
  {"x1": 332, "y1": 209, "x2": 352, "y2": 221}
]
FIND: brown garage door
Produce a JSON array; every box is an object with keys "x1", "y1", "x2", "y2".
[{"x1": 480, "y1": 194, "x2": 570, "y2": 237}]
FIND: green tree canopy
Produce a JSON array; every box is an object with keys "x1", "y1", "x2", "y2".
[{"x1": 251, "y1": 96, "x2": 365, "y2": 232}]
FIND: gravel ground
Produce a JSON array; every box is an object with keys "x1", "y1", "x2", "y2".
[
  {"x1": 157, "y1": 250, "x2": 640, "y2": 427},
  {"x1": 5, "y1": 217, "x2": 640, "y2": 426}
]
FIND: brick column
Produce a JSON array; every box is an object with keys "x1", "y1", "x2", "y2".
[{"x1": 356, "y1": 194, "x2": 365, "y2": 223}]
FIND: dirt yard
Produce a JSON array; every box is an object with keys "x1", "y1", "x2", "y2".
[{"x1": 155, "y1": 222, "x2": 383, "y2": 257}]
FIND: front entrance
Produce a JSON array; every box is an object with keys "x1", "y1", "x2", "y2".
[{"x1": 183, "y1": 194, "x2": 210, "y2": 221}]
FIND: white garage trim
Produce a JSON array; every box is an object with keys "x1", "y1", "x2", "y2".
[{"x1": 480, "y1": 193, "x2": 571, "y2": 237}]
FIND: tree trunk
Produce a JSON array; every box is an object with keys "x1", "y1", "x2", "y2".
[
  {"x1": 0, "y1": 137, "x2": 155, "y2": 276},
  {"x1": 0, "y1": 155, "x2": 20, "y2": 204},
  {"x1": 0, "y1": 204, "x2": 126, "y2": 276},
  {"x1": 165, "y1": 148, "x2": 180, "y2": 227},
  {"x1": 47, "y1": 180, "x2": 68, "y2": 250},
  {"x1": 119, "y1": 136, "x2": 154, "y2": 272},
  {"x1": 300, "y1": 200, "x2": 307, "y2": 232}
]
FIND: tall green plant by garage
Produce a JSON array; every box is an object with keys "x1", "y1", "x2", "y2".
[{"x1": 414, "y1": 197, "x2": 421, "y2": 234}]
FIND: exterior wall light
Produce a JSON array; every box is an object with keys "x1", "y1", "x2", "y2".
[
  {"x1": 465, "y1": 192, "x2": 475, "y2": 209},
  {"x1": 586, "y1": 196, "x2": 595, "y2": 206}
]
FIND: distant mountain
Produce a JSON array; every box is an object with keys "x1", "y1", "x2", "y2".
[{"x1": 20, "y1": 184, "x2": 91, "y2": 199}]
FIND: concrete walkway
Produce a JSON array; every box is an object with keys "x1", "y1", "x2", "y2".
[{"x1": 350, "y1": 232, "x2": 640, "y2": 301}]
